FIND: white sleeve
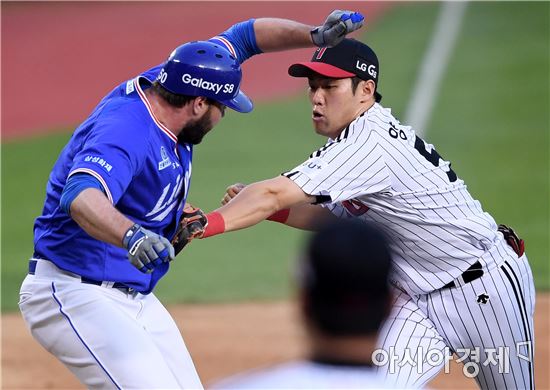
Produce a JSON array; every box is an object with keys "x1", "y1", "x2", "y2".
[{"x1": 283, "y1": 124, "x2": 391, "y2": 203}]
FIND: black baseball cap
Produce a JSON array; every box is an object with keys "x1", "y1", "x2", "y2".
[
  {"x1": 298, "y1": 219, "x2": 392, "y2": 336},
  {"x1": 288, "y1": 38, "x2": 382, "y2": 102}
]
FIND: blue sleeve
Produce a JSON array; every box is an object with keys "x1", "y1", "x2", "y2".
[
  {"x1": 60, "y1": 173, "x2": 106, "y2": 215},
  {"x1": 209, "y1": 19, "x2": 263, "y2": 64},
  {"x1": 69, "y1": 106, "x2": 150, "y2": 205}
]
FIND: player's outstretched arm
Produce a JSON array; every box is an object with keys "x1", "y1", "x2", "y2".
[
  {"x1": 222, "y1": 182, "x2": 336, "y2": 230},
  {"x1": 213, "y1": 10, "x2": 364, "y2": 65},
  {"x1": 172, "y1": 179, "x2": 334, "y2": 250},
  {"x1": 191, "y1": 176, "x2": 317, "y2": 240},
  {"x1": 217, "y1": 176, "x2": 313, "y2": 231},
  {"x1": 254, "y1": 10, "x2": 364, "y2": 51}
]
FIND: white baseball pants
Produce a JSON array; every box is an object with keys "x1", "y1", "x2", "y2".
[
  {"x1": 19, "y1": 259, "x2": 203, "y2": 390},
  {"x1": 375, "y1": 251, "x2": 535, "y2": 389}
]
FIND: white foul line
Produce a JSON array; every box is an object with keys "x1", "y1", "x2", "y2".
[{"x1": 404, "y1": 1, "x2": 468, "y2": 136}]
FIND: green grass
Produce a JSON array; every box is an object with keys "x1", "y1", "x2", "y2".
[
  {"x1": 2, "y1": 132, "x2": 73, "y2": 310},
  {"x1": 427, "y1": 1, "x2": 549, "y2": 287},
  {"x1": 2, "y1": 2, "x2": 548, "y2": 311},
  {"x1": 155, "y1": 98, "x2": 322, "y2": 304}
]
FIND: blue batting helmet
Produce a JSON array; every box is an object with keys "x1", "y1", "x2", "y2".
[{"x1": 157, "y1": 41, "x2": 253, "y2": 113}]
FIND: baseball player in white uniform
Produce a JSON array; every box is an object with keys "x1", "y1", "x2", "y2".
[
  {"x1": 213, "y1": 219, "x2": 394, "y2": 389},
  {"x1": 185, "y1": 38, "x2": 535, "y2": 389}
]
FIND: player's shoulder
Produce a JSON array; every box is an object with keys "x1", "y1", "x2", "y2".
[
  {"x1": 306, "y1": 106, "x2": 386, "y2": 160},
  {"x1": 359, "y1": 103, "x2": 416, "y2": 145},
  {"x1": 360, "y1": 103, "x2": 396, "y2": 132},
  {"x1": 338, "y1": 103, "x2": 395, "y2": 146},
  {"x1": 81, "y1": 91, "x2": 155, "y2": 152},
  {"x1": 101, "y1": 97, "x2": 150, "y2": 132}
]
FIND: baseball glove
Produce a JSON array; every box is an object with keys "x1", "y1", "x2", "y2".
[
  {"x1": 172, "y1": 204, "x2": 208, "y2": 255},
  {"x1": 498, "y1": 224, "x2": 525, "y2": 257}
]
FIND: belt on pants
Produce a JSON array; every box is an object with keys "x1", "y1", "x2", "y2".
[
  {"x1": 442, "y1": 260, "x2": 484, "y2": 289},
  {"x1": 28, "y1": 259, "x2": 136, "y2": 294}
]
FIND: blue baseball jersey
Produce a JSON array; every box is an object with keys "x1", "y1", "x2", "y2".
[
  {"x1": 34, "y1": 66, "x2": 191, "y2": 293},
  {"x1": 33, "y1": 22, "x2": 261, "y2": 294}
]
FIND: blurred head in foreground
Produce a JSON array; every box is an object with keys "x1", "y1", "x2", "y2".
[
  {"x1": 297, "y1": 219, "x2": 393, "y2": 364},
  {"x1": 210, "y1": 219, "x2": 395, "y2": 389}
]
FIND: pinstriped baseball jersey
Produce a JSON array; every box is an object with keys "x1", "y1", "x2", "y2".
[{"x1": 284, "y1": 103, "x2": 500, "y2": 295}]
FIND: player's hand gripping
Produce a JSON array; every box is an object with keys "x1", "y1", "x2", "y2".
[
  {"x1": 122, "y1": 224, "x2": 175, "y2": 273},
  {"x1": 171, "y1": 204, "x2": 208, "y2": 255},
  {"x1": 221, "y1": 183, "x2": 246, "y2": 205},
  {"x1": 311, "y1": 10, "x2": 364, "y2": 48}
]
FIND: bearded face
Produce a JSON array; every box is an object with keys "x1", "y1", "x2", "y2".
[{"x1": 177, "y1": 106, "x2": 215, "y2": 145}]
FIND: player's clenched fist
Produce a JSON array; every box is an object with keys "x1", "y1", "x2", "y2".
[
  {"x1": 221, "y1": 183, "x2": 246, "y2": 205},
  {"x1": 311, "y1": 10, "x2": 364, "y2": 48},
  {"x1": 123, "y1": 224, "x2": 175, "y2": 273}
]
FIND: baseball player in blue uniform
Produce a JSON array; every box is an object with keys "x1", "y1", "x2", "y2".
[{"x1": 18, "y1": 12, "x2": 364, "y2": 389}]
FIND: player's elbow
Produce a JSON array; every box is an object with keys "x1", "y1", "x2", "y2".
[
  {"x1": 246, "y1": 181, "x2": 285, "y2": 215},
  {"x1": 264, "y1": 188, "x2": 285, "y2": 214}
]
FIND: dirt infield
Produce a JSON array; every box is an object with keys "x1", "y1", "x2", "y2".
[{"x1": 2, "y1": 294, "x2": 548, "y2": 389}]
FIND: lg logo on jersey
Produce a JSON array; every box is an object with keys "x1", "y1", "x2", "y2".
[
  {"x1": 300, "y1": 157, "x2": 326, "y2": 174},
  {"x1": 356, "y1": 61, "x2": 377, "y2": 78}
]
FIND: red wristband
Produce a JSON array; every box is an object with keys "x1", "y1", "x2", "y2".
[
  {"x1": 267, "y1": 209, "x2": 290, "y2": 224},
  {"x1": 201, "y1": 212, "x2": 226, "y2": 238}
]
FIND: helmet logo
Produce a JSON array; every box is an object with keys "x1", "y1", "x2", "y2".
[
  {"x1": 181, "y1": 73, "x2": 235, "y2": 95},
  {"x1": 158, "y1": 69, "x2": 168, "y2": 83},
  {"x1": 316, "y1": 47, "x2": 327, "y2": 59}
]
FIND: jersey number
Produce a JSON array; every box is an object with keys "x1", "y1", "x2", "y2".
[{"x1": 414, "y1": 136, "x2": 457, "y2": 182}]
